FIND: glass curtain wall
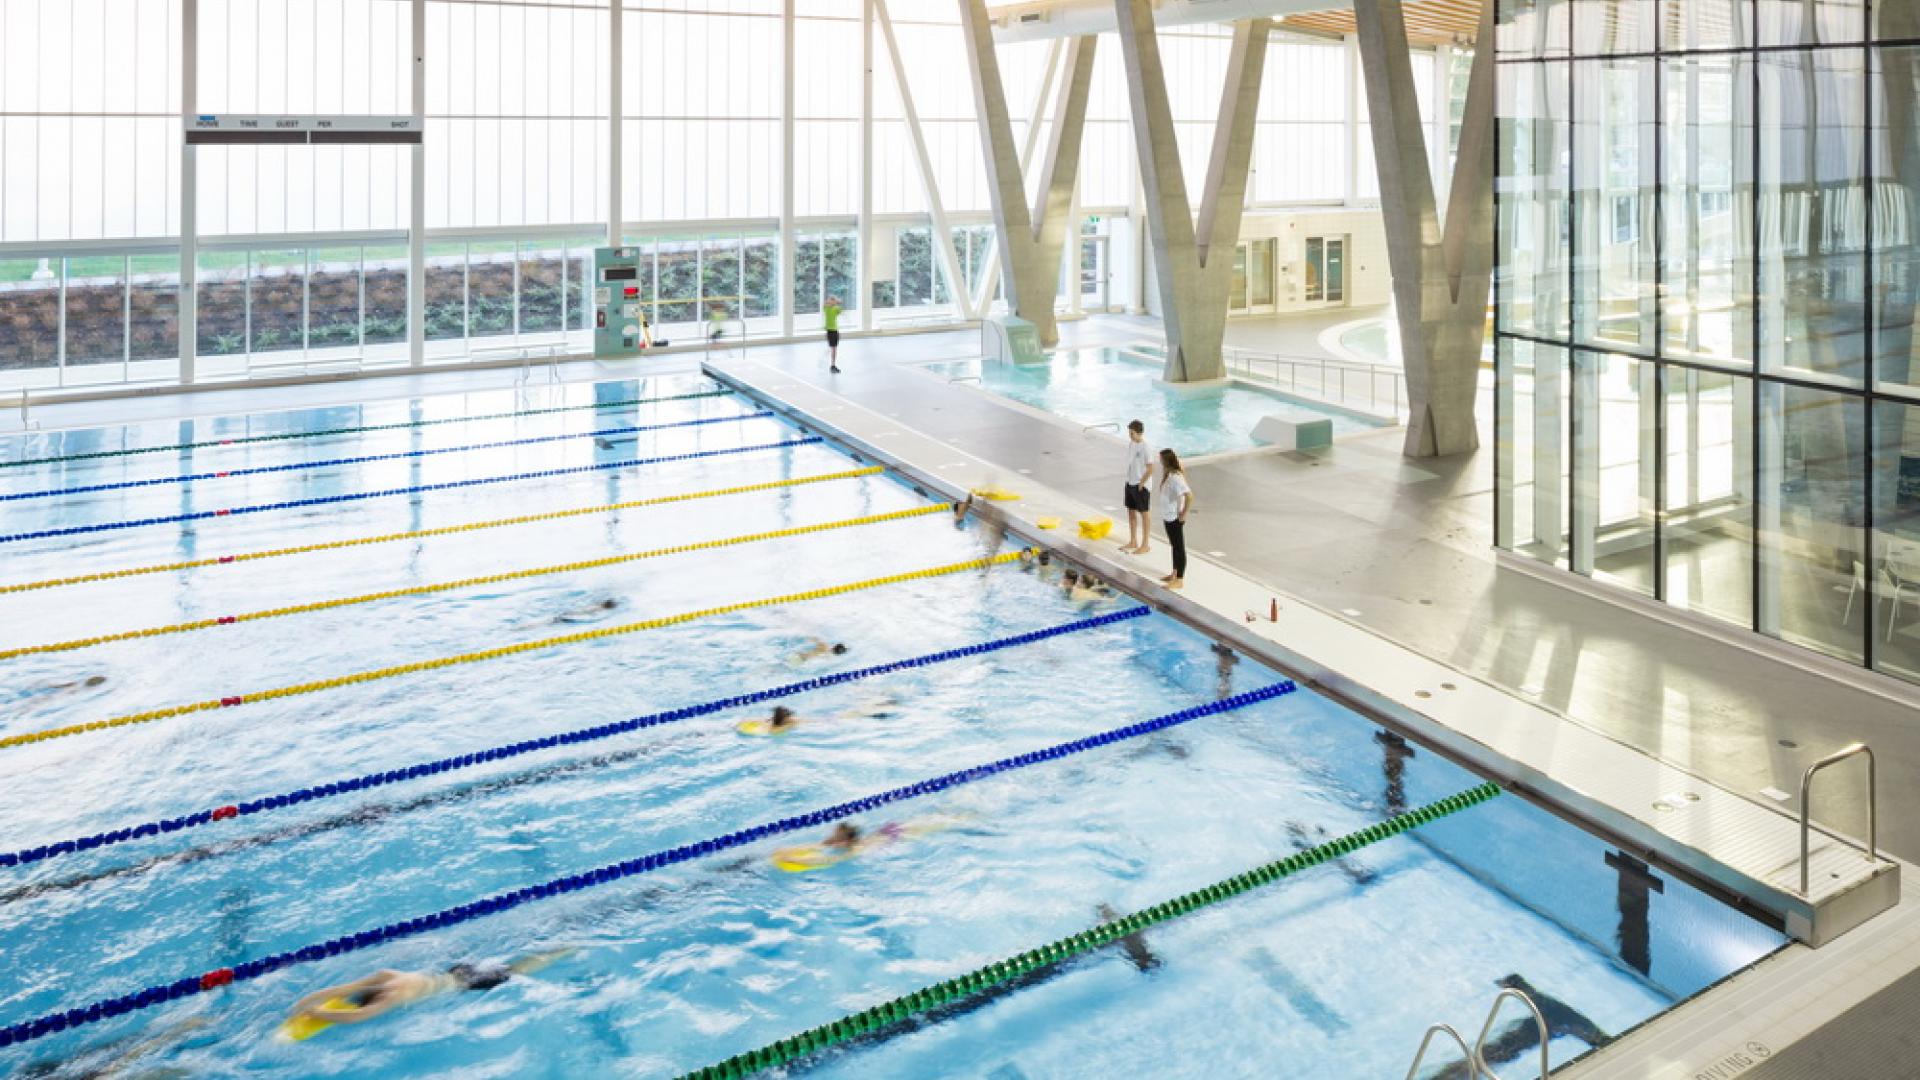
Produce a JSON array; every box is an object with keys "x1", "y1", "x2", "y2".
[{"x1": 1495, "y1": 0, "x2": 1920, "y2": 684}]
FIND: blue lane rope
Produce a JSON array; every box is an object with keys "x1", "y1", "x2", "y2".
[
  {"x1": 0, "y1": 438, "x2": 824, "y2": 546},
  {"x1": 0, "y1": 678, "x2": 1295, "y2": 1049},
  {"x1": 0, "y1": 412, "x2": 769, "y2": 503},
  {"x1": 0, "y1": 607, "x2": 1152, "y2": 870}
]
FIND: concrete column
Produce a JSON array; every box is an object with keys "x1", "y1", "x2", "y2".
[
  {"x1": 973, "y1": 37, "x2": 1062, "y2": 314},
  {"x1": 1113, "y1": 1, "x2": 1269, "y2": 383},
  {"x1": 959, "y1": 0, "x2": 1094, "y2": 345},
  {"x1": 1354, "y1": 0, "x2": 1495, "y2": 457}
]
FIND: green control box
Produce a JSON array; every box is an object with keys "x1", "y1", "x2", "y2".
[{"x1": 593, "y1": 247, "x2": 647, "y2": 359}]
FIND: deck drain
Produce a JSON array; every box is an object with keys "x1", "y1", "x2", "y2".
[
  {"x1": 1440, "y1": 682, "x2": 1457, "y2": 691},
  {"x1": 1778, "y1": 738, "x2": 1799, "y2": 749},
  {"x1": 1415, "y1": 690, "x2": 1432, "y2": 699}
]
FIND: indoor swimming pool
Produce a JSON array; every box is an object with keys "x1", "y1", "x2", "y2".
[
  {"x1": 923, "y1": 347, "x2": 1383, "y2": 457},
  {"x1": 0, "y1": 375, "x2": 1785, "y2": 1078}
]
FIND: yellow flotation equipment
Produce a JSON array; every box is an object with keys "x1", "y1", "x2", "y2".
[
  {"x1": 970, "y1": 486, "x2": 1021, "y2": 501},
  {"x1": 771, "y1": 845, "x2": 860, "y2": 872},
  {"x1": 1077, "y1": 517, "x2": 1113, "y2": 540},
  {"x1": 736, "y1": 718, "x2": 793, "y2": 737},
  {"x1": 280, "y1": 996, "x2": 365, "y2": 1042},
  {"x1": 1036, "y1": 516, "x2": 1061, "y2": 530}
]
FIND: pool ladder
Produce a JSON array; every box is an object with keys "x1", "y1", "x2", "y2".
[{"x1": 1404, "y1": 986, "x2": 1550, "y2": 1080}]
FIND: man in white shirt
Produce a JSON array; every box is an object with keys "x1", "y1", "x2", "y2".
[{"x1": 1121, "y1": 419, "x2": 1154, "y2": 554}]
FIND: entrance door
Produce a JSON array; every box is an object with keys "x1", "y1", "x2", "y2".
[
  {"x1": 1303, "y1": 236, "x2": 1348, "y2": 307},
  {"x1": 1080, "y1": 235, "x2": 1109, "y2": 311}
]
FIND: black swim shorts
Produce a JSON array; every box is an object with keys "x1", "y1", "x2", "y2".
[
  {"x1": 448, "y1": 963, "x2": 513, "y2": 992},
  {"x1": 826, "y1": 329, "x2": 841, "y2": 347},
  {"x1": 1124, "y1": 483, "x2": 1150, "y2": 513}
]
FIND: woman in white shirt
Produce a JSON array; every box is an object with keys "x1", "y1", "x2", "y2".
[{"x1": 1157, "y1": 448, "x2": 1191, "y2": 589}]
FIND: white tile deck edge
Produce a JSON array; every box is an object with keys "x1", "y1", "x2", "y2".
[{"x1": 707, "y1": 356, "x2": 1914, "y2": 1073}]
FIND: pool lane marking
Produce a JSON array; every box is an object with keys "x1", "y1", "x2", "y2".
[
  {"x1": 0, "y1": 503, "x2": 956, "y2": 662},
  {"x1": 0, "y1": 608, "x2": 1152, "y2": 871},
  {"x1": 0, "y1": 388, "x2": 731, "y2": 471},
  {"x1": 0, "y1": 467, "x2": 887, "y2": 595},
  {"x1": 679, "y1": 782, "x2": 1505, "y2": 1080},
  {"x1": 0, "y1": 681, "x2": 1295, "y2": 1051},
  {"x1": 0, "y1": 550, "x2": 1031, "y2": 752},
  {"x1": 0, "y1": 436, "x2": 824, "y2": 546},
  {"x1": 0, "y1": 411, "x2": 771, "y2": 503}
]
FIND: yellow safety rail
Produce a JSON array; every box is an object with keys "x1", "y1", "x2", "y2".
[
  {"x1": 0, "y1": 504, "x2": 953, "y2": 662},
  {"x1": 0, "y1": 467, "x2": 884, "y2": 596},
  {"x1": 0, "y1": 550, "x2": 1028, "y2": 751}
]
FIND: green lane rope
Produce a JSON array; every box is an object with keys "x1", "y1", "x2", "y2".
[
  {"x1": 679, "y1": 781, "x2": 1504, "y2": 1080},
  {"x1": 0, "y1": 389, "x2": 730, "y2": 470}
]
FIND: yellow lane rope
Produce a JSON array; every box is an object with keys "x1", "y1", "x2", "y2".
[
  {"x1": 0, "y1": 504, "x2": 955, "y2": 663},
  {"x1": 0, "y1": 550, "x2": 1025, "y2": 751},
  {"x1": 0, "y1": 467, "x2": 885, "y2": 596}
]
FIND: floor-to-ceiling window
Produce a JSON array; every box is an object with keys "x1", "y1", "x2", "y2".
[{"x1": 1494, "y1": 0, "x2": 1920, "y2": 685}]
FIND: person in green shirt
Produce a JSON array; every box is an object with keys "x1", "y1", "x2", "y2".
[{"x1": 824, "y1": 296, "x2": 843, "y2": 373}]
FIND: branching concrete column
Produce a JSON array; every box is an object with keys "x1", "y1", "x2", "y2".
[
  {"x1": 1113, "y1": 2, "x2": 1269, "y2": 383},
  {"x1": 1354, "y1": 0, "x2": 1495, "y2": 457},
  {"x1": 959, "y1": 0, "x2": 1095, "y2": 346}
]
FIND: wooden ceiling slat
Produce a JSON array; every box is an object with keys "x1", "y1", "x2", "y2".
[{"x1": 1280, "y1": 0, "x2": 1485, "y2": 47}]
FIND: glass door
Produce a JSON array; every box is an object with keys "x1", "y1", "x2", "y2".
[
  {"x1": 1230, "y1": 243, "x2": 1250, "y2": 313},
  {"x1": 1080, "y1": 235, "x2": 1109, "y2": 311},
  {"x1": 1248, "y1": 238, "x2": 1276, "y2": 312},
  {"x1": 1303, "y1": 236, "x2": 1348, "y2": 307}
]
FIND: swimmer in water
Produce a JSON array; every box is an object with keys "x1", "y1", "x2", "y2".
[
  {"x1": 286, "y1": 950, "x2": 571, "y2": 1031},
  {"x1": 1061, "y1": 569, "x2": 1112, "y2": 606},
  {"x1": 953, "y1": 494, "x2": 974, "y2": 525},
  {"x1": 791, "y1": 637, "x2": 849, "y2": 663},
  {"x1": 743, "y1": 696, "x2": 900, "y2": 736},
  {"x1": 553, "y1": 598, "x2": 622, "y2": 624},
  {"x1": 17, "y1": 1015, "x2": 211, "y2": 1079},
  {"x1": 37, "y1": 674, "x2": 108, "y2": 693}
]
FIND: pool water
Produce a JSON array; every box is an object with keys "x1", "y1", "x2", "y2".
[
  {"x1": 925, "y1": 348, "x2": 1383, "y2": 457},
  {"x1": 0, "y1": 375, "x2": 1782, "y2": 1079},
  {"x1": 1337, "y1": 320, "x2": 1396, "y2": 364}
]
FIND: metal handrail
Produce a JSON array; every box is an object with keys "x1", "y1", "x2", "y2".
[
  {"x1": 1472, "y1": 987, "x2": 1551, "y2": 1080},
  {"x1": 1405, "y1": 1023, "x2": 1482, "y2": 1080},
  {"x1": 1799, "y1": 742, "x2": 1878, "y2": 895},
  {"x1": 1082, "y1": 420, "x2": 1122, "y2": 434},
  {"x1": 1406, "y1": 985, "x2": 1551, "y2": 1080},
  {"x1": 1220, "y1": 345, "x2": 1408, "y2": 418},
  {"x1": 948, "y1": 374, "x2": 982, "y2": 384}
]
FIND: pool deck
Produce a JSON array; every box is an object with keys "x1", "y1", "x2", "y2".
[{"x1": 702, "y1": 322, "x2": 1917, "y2": 1077}]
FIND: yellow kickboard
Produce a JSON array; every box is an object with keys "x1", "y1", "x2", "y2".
[
  {"x1": 771, "y1": 844, "x2": 857, "y2": 872},
  {"x1": 1077, "y1": 517, "x2": 1113, "y2": 540},
  {"x1": 280, "y1": 997, "x2": 358, "y2": 1042}
]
